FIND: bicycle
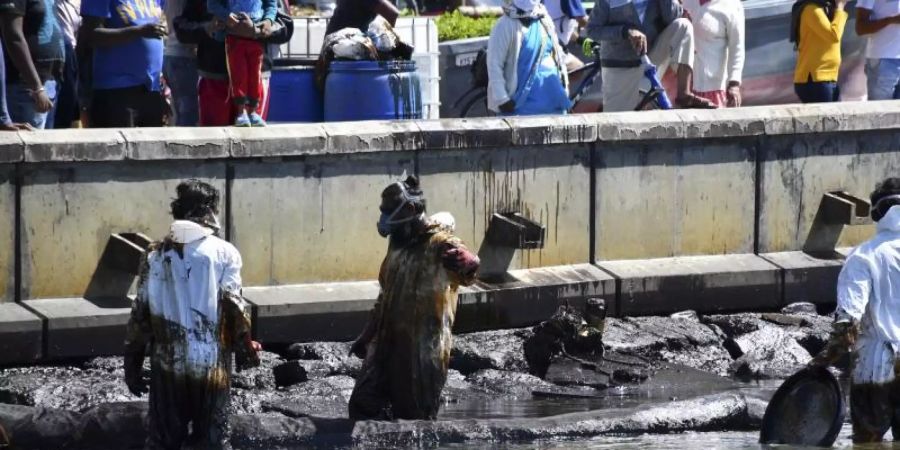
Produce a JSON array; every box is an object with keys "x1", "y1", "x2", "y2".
[{"x1": 453, "y1": 41, "x2": 671, "y2": 118}]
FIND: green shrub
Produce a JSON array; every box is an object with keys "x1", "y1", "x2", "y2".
[{"x1": 436, "y1": 10, "x2": 497, "y2": 42}]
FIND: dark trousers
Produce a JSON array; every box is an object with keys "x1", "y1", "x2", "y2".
[
  {"x1": 53, "y1": 41, "x2": 79, "y2": 129},
  {"x1": 90, "y1": 85, "x2": 165, "y2": 128},
  {"x1": 795, "y1": 78, "x2": 840, "y2": 104}
]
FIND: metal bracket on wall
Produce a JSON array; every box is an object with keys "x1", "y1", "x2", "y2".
[
  {"x1": 84, "y1": 233, "x2": 152, "y2": 307},
  {"x1": 477, "y1": 213, "x2": 545, "y2": 281},
  {"x1": 803, "y1": 191, "x2": 872, "y2": 256}
]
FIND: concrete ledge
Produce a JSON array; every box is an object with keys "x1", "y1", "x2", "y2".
[
  {"x1": 676, "y1": 109, "x2": 766, "y2": 139},
  {"x1": 598, "y1": 254, "x2": 782, "y2": 316},
  {"x1": 456, "y1": 264, "x2": 616, "y2": 331},
  {"x1": 760, "y1": 252, "x2": 844, "y2": 305},
  {"x1": 0, "y1": 131, "x2": 24, "y2": 163},
  {"x1": 23, "y1": 298, "x2": 130, "y2": 359},
  {"x1": 243, "y1": 281, "x2": 380, "y2": 343},
  {"x1": 418, "y1": 118, "x2": 512, "y2": 149},
  {"x1": 505, "y1": 115, "x2": 597, "y2": 146},
  {"x1": 0, "y1": 101, "x2": 894, "y2": 163},
  {"x1": 122, "y1": 127, "x2": 231, "y2": 160},
  {"x1": 0, "y1": 303, "x2": 42, "y2": 365},
  {"x1": 23, "y1": 129, "x2": 126, "y2": 162},
  {"x1": 228, "y1": 125, "x2": 327, "y2": 158},
  {"x1": 595, "y1": 110, "x2": 685, "y2": 141},
  {"x1": 323, "y1": 120, "x2": 422, "y2": 153}
]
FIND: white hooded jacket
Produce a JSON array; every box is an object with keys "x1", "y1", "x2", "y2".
[
  {"x1": 837, "y1": 205, "x2": 900, "y2": 384},
  {"x1": 142, "y1": 220, "x2": 243, "y2": 377}
]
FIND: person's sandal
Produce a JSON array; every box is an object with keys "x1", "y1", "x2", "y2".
[{"x1": 675, "y1": 95, "x2": 718, "y2": 109}]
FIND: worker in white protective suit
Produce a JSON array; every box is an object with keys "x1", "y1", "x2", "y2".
[
  {"x1": 812, "y1": 177, "x2": 900, "y2": 443},
  {"x1": 124, "y1": 179, "x2": 260, "y2": 450}
]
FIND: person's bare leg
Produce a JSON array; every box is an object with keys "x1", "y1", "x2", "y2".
[{"x1": 676, "y1": 64, "x2": 716, "y2": 109}]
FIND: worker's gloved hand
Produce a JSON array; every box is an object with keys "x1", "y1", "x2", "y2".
[
  {"x1": 809, "y1": 321, "x2": 857, "y2": 368},
  {"x1": 123, "y1": 353, "x2": 150, "y2": 397},
  {"x1": 582, "y1": 38, "x2": 595, "y2": 57},
  {"x1": 499, "y1": 100, "x2": 516, "y2": 114},
  {"x1": 349, "y1": 338, "x2": 367, "y2": 359},
  {"x1": 235, "y1": 337, "x2": 262, "y2": 372}
]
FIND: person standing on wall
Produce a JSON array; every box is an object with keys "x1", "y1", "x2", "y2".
[
  {"x1": 856, "y1": 0, "x2": 900, "y2": 100},
  {"x1": 791, "y1": 0, "x2": 848, "y2": 103},
  {"x1": 0, "y1": 0, "x2": 65, "y2": 129},
  {"x1": 164, "y1": 0, "x2": 200, "y2": 126},
  {"x1": 52, "y1": 0, "x2": 80, "y2": 127},
  {"x1": 683, "y1": 0, "x2": 745, "y2": 108},
  {"x1": 585, "y1": 0, "x2": 716, "y2": 111},
  {"x1": 174, "y1": 0, "x2": 292, "y2": 126},
  {"x1": 207, "y1": 0, "x2": 276, "y2": 127},
  {"x1": 80, "y1": 0, "x2": 166, "y2": 127},
  {"x1": 0, "y1": 43, "x2": 34, "y2": 130}
]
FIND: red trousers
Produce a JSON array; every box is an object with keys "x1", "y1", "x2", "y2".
[
  {"x1": 225, "y1": 35, "x2": 264, "y2": 110},
  {"x1": 198, "y1": 77, "x2": 270, "y2": 126}
]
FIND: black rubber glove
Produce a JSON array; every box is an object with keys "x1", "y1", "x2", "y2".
[
  {"x1": 124, "y1": 354, "x2": 150, "y2": 397},
  {"x1": 499, "y1": 100, "x2": 516, "y2": 114},
  {"x1": 810, "y1": 321, "x2": 857, "y2": 368}
]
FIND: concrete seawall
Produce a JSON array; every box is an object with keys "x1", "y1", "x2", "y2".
[{"x1": 1, "y1": 101, "x2": 899, "y2": 363}]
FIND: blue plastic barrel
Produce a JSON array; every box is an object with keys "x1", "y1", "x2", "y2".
[
  {"x1": 325, "y1": 60, "x2": 423, "y2": 122},
  {"x1": 267, "y1": 65, "x2": 323, "y2": 123}
]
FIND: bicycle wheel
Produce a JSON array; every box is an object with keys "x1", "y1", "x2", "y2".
[{"x1": 460, "y1": 92, "x2": 491, "y2": 118}]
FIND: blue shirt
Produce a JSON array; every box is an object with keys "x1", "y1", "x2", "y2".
[{"x1": 81, "y1": 0, "x2": 164, "y2": 91}]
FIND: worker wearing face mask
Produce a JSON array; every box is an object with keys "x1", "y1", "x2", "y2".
[
  {"x1": 812, "y1": 178, "x2": 900, "y2": 443},
  {"x1": 347, "y1": 175, "x2": 480, "y2": 420}
]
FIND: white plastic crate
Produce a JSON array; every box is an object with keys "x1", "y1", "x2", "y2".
[{"x1": 413, "y1": 52, "x2": 440, "y2": 120}]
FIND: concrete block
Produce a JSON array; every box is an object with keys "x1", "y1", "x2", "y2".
[
  {"x1": 760, "y1": 105, "x2": 796, "y2": 135},
  {"x1": 757, "y1": 131, "x2": 900, "y2": 253},
  {"x1": 122, "y1": 127, "x2": 230, "y2": 160},
  {"x1": 24, "y1": 298, "x2": 131, "y2": 359},
  {"x1": 761, "y1": 251, "x2": 844, "y2": 305},
  {"x1": 229, "y1": 153, "x2": 413, "y2": 286},
  {"x1": 20, "y1": 162, "x2": 226, "y2": 299},
  {"x1": 0, "y1": 167, "x2": 13, "y2": 302},
  {"x1": 505, "y1": 114, "x2": 597, "y2": 146},
  {"x1": 789, "y1": 104, "x2": 843, "y2": 134},
  {"x1": 228, "y1": 124, "x2": 327, "y2": 158},
  {"x1": 323, "y1": 120, "x2": 422, "y2": 153},
  {"x1": 595, "y1": 140, "x2": 756, "y2": 260},
  {"x1": 595, "y1": 110, "x2": 684, "y2": 141},
  {"x1": 456, "y1": 264, "x2": 616, "y2": 331},
  {"x1": 599, "y1": 254, "x2": 782, "y2": 316},
  {"x1": 418, "y1": 118, "x2": 512, "y2": 150},
  {"x1": 677, "y1": 109, "x2": 765, "y2": 139},
  {"x1": 0, "y1": 131, "x2": 24, "y2": 163},
  {"x1": 834, "y1": 101, "x2": 900, "y2": 132},
  {"x1": 0, "y1": 303, "x2": 43, "y2": 365},
  {"x1": 419, "y1": 144, "x2": 590, "y2": 270},
  {"x1": 23, "y1": 129, "x2": 125, "y2": 162},
  {"x1": 243, "y1": 281, "x2": 380, "y2": 343}
]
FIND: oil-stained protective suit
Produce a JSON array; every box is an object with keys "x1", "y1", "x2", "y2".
[
  {"x1": 124, "y1": 220, "x2": 258, "y2": 449},
  {"x1": 818, "y1": 205, "x2": 900, "y2": 442},
  {"x1": 349, "y1": 222, "x2": 480, "y2": 420}
]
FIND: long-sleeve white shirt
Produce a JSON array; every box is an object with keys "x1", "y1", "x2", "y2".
[
  {"x1": 837, "y1": 205, "x2": 900, "y2": 384},
  {"x1": 683, "y1": 0, "x2": 745, "y2": 92}
]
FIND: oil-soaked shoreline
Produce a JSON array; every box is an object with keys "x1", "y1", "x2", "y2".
[{"x1": 0, "y1": 304, "x2": 840, "y2": 448}]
